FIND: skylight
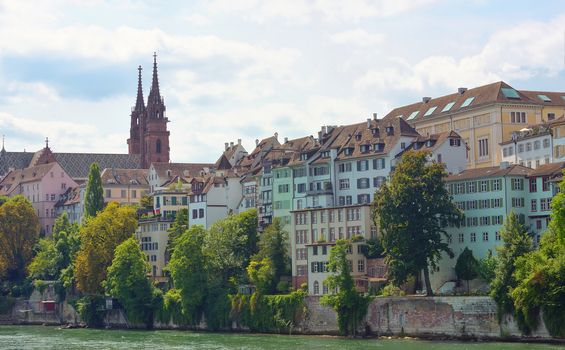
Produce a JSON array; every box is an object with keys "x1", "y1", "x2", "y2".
[
  {"x1": 441, "y1": 101, "x2": 455, "y2": 112},
  {"x1": 407, "y1": 111, "x2": 419, "y2": 120},
  {"x1": 460, "y1": 97, "x2": 475, "y2": 108},
  {"x1": 501, "y1": 88, "x2": 520, "y2": 99},
  {"x1": 424, "y1": 106, "x2": 437, "y2": 117},
  {"x1": 537, "y1": 94, "x2": 551, "y2": 102},
  {"x1": 562, "y1": 96, "x2": 565, "y2": 101}
]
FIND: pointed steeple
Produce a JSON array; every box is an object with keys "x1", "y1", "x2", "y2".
[
  {"x1": 1, "y1": 134, "x2": 5, "y2": 156},
  {"x1": 134, "y1": 65, "x2": 145, "y2": 112},
  {"x1": 148, "y1": 51, "x2": 161, "y2": 105}
]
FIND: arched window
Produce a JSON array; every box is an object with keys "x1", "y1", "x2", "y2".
[
  {"x1": 156, "y1": 139, "x2": 161, "y2": 154},
  {"x1": 313, "y1": 281, "x2": 319, "y2": 295}
]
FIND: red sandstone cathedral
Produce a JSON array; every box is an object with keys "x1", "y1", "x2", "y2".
[{"x1": 127, "y1": 53, "x2": 170, "y2": 168}]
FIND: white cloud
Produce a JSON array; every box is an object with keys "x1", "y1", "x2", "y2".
[
  {"x1": 355, "y1": 13, "x2": 565, "y2": 93},
  {"x1": 331, "y1": 29, "x2": 385, "y2": 47},
  {"x1": 182, "y1": 13, "x2": 212, "y2": 26}
]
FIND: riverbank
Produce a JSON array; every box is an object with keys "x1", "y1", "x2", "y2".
[{"x1": 4, "y1": 296, "x2": 564, "y2": 343}]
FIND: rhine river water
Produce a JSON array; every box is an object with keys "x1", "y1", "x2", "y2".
[{"x1": 0, "y1": 326, "x2": 562, "y2": 350}]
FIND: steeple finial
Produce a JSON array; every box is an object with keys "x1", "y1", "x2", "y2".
[
  {"x1": 1, "y1": 135, "x2": 4, "y2": 151},
  {"x1": 148, "y1": 51, "x2": 161, "y2": 104},
  {"x1": 45, "y1": 137, "x2": 49, "y2": 148},
  {"x1": 134, "y1": 65, "x2": 145, "y2": 112}
]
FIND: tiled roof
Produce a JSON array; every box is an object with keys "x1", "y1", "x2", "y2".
[
  {"x1": 0, "y1": 151, "x2": 34, "y2": 177},
  {"x1": 384, "y1": 81, "x2": 541, "y2": 124},
  {"x1": 397, "y1": 130, "x2": 463, "y2": 157},
  {"x1": 53, "y1": 153, "x2": 141, "y2": 180},
  {"x1": 446, "y1": 164, "x2": 532, "y2": 182},
  {"x1": 528, "y1": 162, "x2": 565, "y2": 178},
  {"x1": 54, "y1": 186, "x2": 82, "y2": 207},
  {"x1": 100, "y1": 168, "x2": 148, "y2": 186},
  {"x1": 519, "y1": 90, "x2": 565, "y2": 107},
  {"x1": 151, "y1": 162, "x2": 214, "y2": 184},
  {"x1": 0, "y1": 162, "x2": 57, "y2": 196}
]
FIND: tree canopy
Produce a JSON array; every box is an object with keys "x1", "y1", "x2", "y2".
[
  {"x1": 372, "y1": 150, "x2": 462, "y2": 295},
  {"x1": 0, "y1": 196, "x2": 40, "y2": 281},
  {"x1": 104, "y1": 236, "x2": 158, "y2": 327},
  {"x1": 84, "y1": 162, "x2": 104, "y2": 217},
  {"x1": 454, "y1": 247, "x2": 478, "y2": 294},
  {"x1": 252, "y1": 218, "x2": 290, "y2": 293},
  {"x1": 74, "y1": 202, "x2": 137, "y2": 294}
]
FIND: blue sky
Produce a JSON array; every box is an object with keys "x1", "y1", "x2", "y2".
[{"x1": 0, "y1": 0, "x2": 563, "y2": 162}]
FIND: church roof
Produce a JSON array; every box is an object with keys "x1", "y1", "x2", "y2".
[
  {"x1": 0, "y1": 151, "x2": 34, "y2": 178},
  {"x1": 54, "y1": 153, "x2": 141, "y2": 180}
]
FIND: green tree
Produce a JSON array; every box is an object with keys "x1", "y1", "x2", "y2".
[
  {"x1": 252, "y1": 218, "x2": 290, "y2": 293},
  {"x1": 0, "y1": 196, "x2": 40, "y2": 281},
  {"x1": 27, "y1": 239, "x2": 60, "y2": 280},
  {"x1": 165, "y1": 208, "x2": 188, "y2": 262},
  {"x1": 490, "y1": 211, "x2": 532, "y2": 319},
  {"x1": 84, "y1": 162, "x2": 104, "y2": 217},
  {"x1": 372, "y1": 150, "x2": 462, "y2": 295},
  {"x1": 321, "y1": 239, "x2": 372, "y2": 336},
  {"x1": 247, "y1": 258, "x2": 275, "y2": 295},
  {"x1": 104, "y1": 237, "x2": 158, "y2": 327},
  {"x1": 549, "y1": 174, "x2": 565, "y2": 243},
  {"x1": 364, "y1": 238, "x2": 384, "y2": 259},
  {"x1": 454, "y1": 247, "x2": 479, "y2": 294},
  {"x1": 167, "y1": 225, "x2": 208, "y2": 324},
  {"x1": 74, "y1": 202, "x2": 137, "y2": 294},
  {"x1": 238, "y1": 209, "x2": 259, "y2": 260},
  {"x1": 477, "y1": 250, "x2": 498, "y2": 284}
]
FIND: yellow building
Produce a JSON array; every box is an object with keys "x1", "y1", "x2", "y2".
[
  {"x1": 101, "y1": 168, "x2": 148, "y2": 205},
  {"x1": 384, "y1": 82, "x2": 565, "y2": 168}
]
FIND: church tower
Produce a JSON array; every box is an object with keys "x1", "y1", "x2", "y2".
[
  {"x1": 143, "y1": 52, "x2": 170, "y2": 168},
  {"x1": 127, "y1": 53, "x2": 170, "y2": 168},
  {"x1": 127, "y1": 65, "x2": 146, "y2": 155}
]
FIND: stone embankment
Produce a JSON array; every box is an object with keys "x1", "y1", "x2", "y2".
[{"x1": 2, "y1": 296, "x2": 560, "y2": 342}]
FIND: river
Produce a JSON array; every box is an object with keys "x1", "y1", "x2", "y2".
[{"x1": 0, "y1": 326, "x2": 562, "y2": 349}]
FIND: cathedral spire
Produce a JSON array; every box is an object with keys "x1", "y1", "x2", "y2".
[
  {"x1": 134, "y1": 65, "x2": 145, "y2": 112},
  {"x1": 148, "y1": 51, "x2": 161, "y2": 105}
]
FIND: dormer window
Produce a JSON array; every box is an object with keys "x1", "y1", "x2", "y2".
[
  {"x1": 372, "y1": 128, "x2": 380, "y2": 137},
  {"x1": 386, "y1": 126, "x2": 394, "y2": 136},
  {"x1": 449, "y1": 138, "x2": 461, "y2": 147},
  {"x1": 360, "y1": 144, "x2": 370, "y2": 153},
  {"x1": 320, "y1": 151, "x2": 330, "y2": 158},
  {"x1": 374, "y1": 143, "x2": 384, "y2": 152},
  {"x1": 426, "y1": 140, "x2": 433, "y2": 147},
  {"x1": 344, "y1": 147, "x2": 354, "y2": 156},
  {"x1": 355, "y1": 133, "x2": 362, "y2": 141},
  {"x1": 300, "y1": 153, "x2": 308, "y2": 161}
]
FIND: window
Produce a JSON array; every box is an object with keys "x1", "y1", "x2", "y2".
[
  {"x1": 192, "y1": 209, "x2": 198, "y2": 219},
  {"x1": 495, "y1": 231, "x2": 501, "y2": 241},
  {"x1": 526, "y1": 142, "x2": 532, "y2": 152},
  {"x1": 458, "y1": 233, "x2": 464, "y2": 243},
  {"x1": 536, "y1": 220, "x2": 542, "y2": 230},
  {"x1": 373, "y1": 158, "x2": 386, "y2": 170},
  {"x1": 294, "y1": 168, "x2": 306, "y2": 177},
  {"x1": 338, "y1": 163, "x2": 352, "y2": 173},
  {"x1": 407, "y1": 111, "x2": 419, "y2": 120},
  {"x1": 534, "y1": 141, "x2": 541, "y2": 150},
  {"x1": 467, "y1": 181, "x2": 477, "y2": 193},
  {"x1": 478, "y1": 138, "x2": 489, "y2": 158},
  {"x1": 510, "y1": 111, "x2": 526, "y2": 123},
  {"x1": 424, "y1": 106, "x2": 437, "y2": 117},
  {"x1": 106, "y1": 189, "x2": 111, "y2": 198},
  {"x1": 357, "y1": 194, "x2": 370, "y2": 204},
  {"x1": 460, "y1": 97, "x2": 475, "y2": 108},
  {"x1": 470, "y1": 233, "x2": 476, "y2": 243},
  {"x1": 357, "y1": 160, "x2": 369, "y2": 171},
  {"x1": 121, "y1": 189, "x2": 126, "y2": 198},
  {"x1": 156, "y1": 139, "x2": 162, "y2": 154},
  {"x1": 479, "y1": 180, "x2": 489, "y2": 192},
  {"x1": 313, "y1": 281, "x2": 320, "y2": 295},
  {"x1": 511, "y1": 178, "x2": 524, "y2": 191},
  {"x1": 540, "y1": 198, "x2": 550, "y2": 211},
  {"x1": 278, "y1": 184, "x2": 289, "y2": 193},
  {"x1": 199, "y1": 209, "x2": 204, "y2": 218},
  {"x1": 357, "y1": 178, "x2": 370, "y2": 189},
  {"x1": 512, "y1": 197, "x2": 525, "y2": 208},
  {"x1": 373, "y1": 176, "x2": 386, "y2": 188},
  {"x1": 132, "y1": 190, "x2": 137, "y2": 199},
  {"x1": 357, "y1": 259, "x2": 365, "y2": 273},
  {"x1": 450, "y1": 138, "x2": 461, "y2": 147},
  {"x1": 483, "y1": 232, "x2": 489, "y2": 242},
  {"x1": 442, "y1": 101, "x2": 455, "y2": 112},
  {"x1": 542, "y1": 176, "x2": 550, "y2": 191},
  {"x1": 531, "y1": 199, "x2": 537, "y2": 212},
  {"x1": 492, "y1": 179, "x2": 501, "y2": 191},
  {"x1": 297, "y1": 184, "x2": 306, "y2": 193},
  {"x1": 360, "y1": 144, "x2": 371, "y2": 153},
  {"x1": 339, "y1": 179, "x2": 350, "y2": 190},
  {"x1": 529, "y1": 178, "x2": 537, "y2": 192},
  {"x1": 548, "y1": 112, "x2": 556, "y2": 120},
  {"x1": 518, "y1": 144, "x2": 524, "y2": 153}
]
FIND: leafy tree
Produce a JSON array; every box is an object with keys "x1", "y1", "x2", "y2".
[
  {"x1": 27, "y1": 239, "x2": 60, "y2": 280},
  {"x1": 321, "y1": 239, "x2": 372, "y2": 336},
  {"x1": 247, "y1": 258, "x2": 275, "y2": 295},
  {"x1": 238, "y1": 209, "x2": 259, "y2": 260},
  {"x1": 549, "y1": 175, "x2": 565, "y2": 243},
  {"x1": 84, "y1": 162, "x2": 104, "y2": 217},
  {"x1": 140, "y1": 194, "x2": 153, "y2": 210},
  {"x1": 165, "y1": 208, "x2": 188, "y2": 262},
  {"x1": 167, "y1": 225, "x2": 208, "y2": 324},
  {"x1": 252, "y1": 218, "x2": 290, "y2": 293},
  {"x1": 74, "y1": 202, "x2": 137, "y2": 294},
  {"x1": 0, "y1": 196, "x2": 40, "y2": 281},
  {"x1": 490, "y1": 211, "x2": 531, "y2": 319},
  {"x1": 104, "y1": 237, "x2": 158, "y2": 327},
  {"x1": 364, "y1": 238, "x2": 384, "y2": 259},
  {"x1": 454, "y1": 247, "x2": 478, "y2": 294},
  {"x1": 0, "y1": 196, "x2": 8, "y2": 207},
  {"x1": 477, "y1": 250, "x2": 498, "y2": 284},
  {"x1": 372, "y1": 150, "x2": 462, "y2": 295}
]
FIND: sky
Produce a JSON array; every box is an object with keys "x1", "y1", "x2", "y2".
[{"x1": 0, "y1": 0, "x2": 564, "y2": 163}]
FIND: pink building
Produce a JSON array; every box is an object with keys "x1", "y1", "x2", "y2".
[{"x1": 0, "y1": 148, "x2": 77, "y2": 236}]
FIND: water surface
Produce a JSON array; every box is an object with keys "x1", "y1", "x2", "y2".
[{"x1": 0, "y1": 326, "x2": 561, "y2": 350}]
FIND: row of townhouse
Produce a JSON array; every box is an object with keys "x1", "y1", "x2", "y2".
[
  {"x1": 430, "y1": 161, "x2": 565, "y2": 291},
  {"x1": 241, "y1": 116, "x2": 468, "y2": 295}
]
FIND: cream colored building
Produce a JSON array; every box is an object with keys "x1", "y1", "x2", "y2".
[
  {"x1": 101, "y1": 168, "x2": 148, "y2": 206},
  {"x1": 291, "y1": 205, "x2": 378, "y2": 294},
  {"x1": 384, "y1": 82, "x2": 565, "y2": 169}
]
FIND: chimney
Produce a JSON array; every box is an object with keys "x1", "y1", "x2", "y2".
[
  {"x1": 422, "y1": 97, "x2": 431, "y2": 103},
  {"x1": 367, "y1": 118, "x2": 371, "y2": 128},
  {"x1": 255, "y1": 139, "x2": 259, "y2": 146},
  {"x1": 500, "y1": 161, "x2": 510, "y2": 169},
  {"x1": 237, "y1": 139, "x2": 241, "y2": 145},
  {"x1": 284, "y1": 137, "x2": 288, "y2": 143},
  {"x1": 373, "y1": 112, "x2": 377, "y2": 120},
  {"x1": 274, "y1": 132, "x2": 278, "y2": 139},
  {"x1": 458, "y1": 87, "x2": 467, "y2": 94},
  {"x1": 230, "y1": 141, "x2": 234, "y2": 148},
  {"x1": 322, "y1": 125, "x2": 327, "y2": 134},
  {"x1": 224, "y1": 142, "x2": 229, "y2": 150}
]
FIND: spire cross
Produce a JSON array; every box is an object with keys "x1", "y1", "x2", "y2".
[
  {"x1": 1, "y1": 134, "x2": 4, "y2": 151},
  {"x1": 153, "y1": 51, "x2": 157, "y2": 64},
  {"x1": 45, "y1": 137, "x2": 49, "y2": 148}
]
